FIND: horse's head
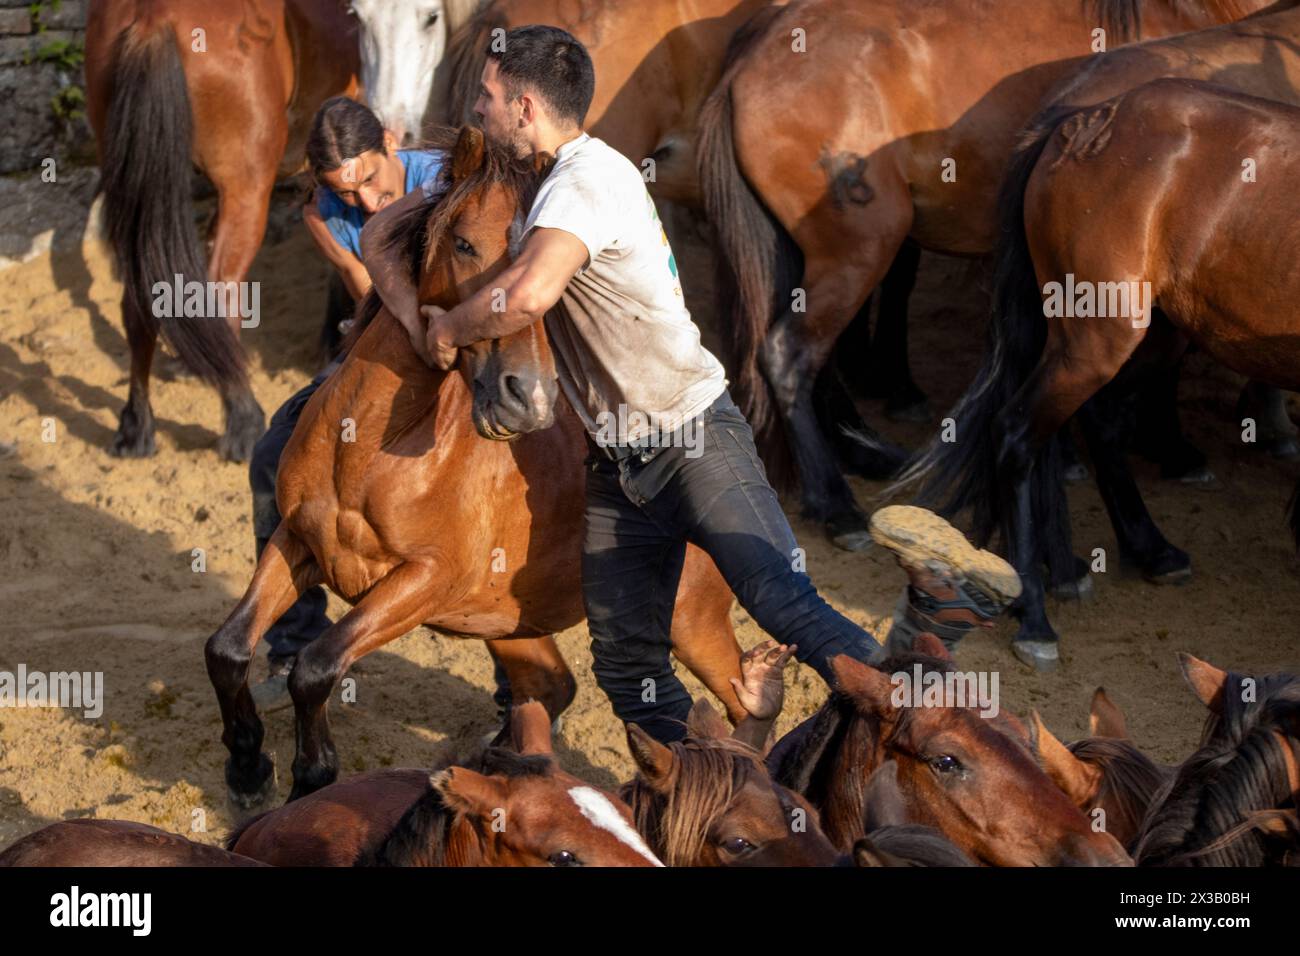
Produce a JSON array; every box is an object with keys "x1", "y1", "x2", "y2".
[
  {"x1": 348, "y1": 0, "x2": 447, "y2": 145},
  {"x1": 414, "y1": 126, "x2": 559, "y2": 439},
  {"x1": 623, "y1": 700, "x2": 841, "y2": 867},
  {"x1": 828, "y1": 644, "x2": 1132, "y2": 866},
  {"x1": 1133, "y1": 653, "x2": 1300, "y2": 866},
  {"x1": 1030, "y1": 690, "x2": 1169, "y2": 852}
]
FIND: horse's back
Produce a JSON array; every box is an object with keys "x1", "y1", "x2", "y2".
[
  {"x1": 0, "y1": 819, "x2": 268, "y2": 867},
  {"x1": 231, "y1": 769, "x2": 431, "y2": 866}
]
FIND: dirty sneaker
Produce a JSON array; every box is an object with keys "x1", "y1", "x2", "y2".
[{"x1": 250, "y1": 656, "x2": 295, "y2": 713}]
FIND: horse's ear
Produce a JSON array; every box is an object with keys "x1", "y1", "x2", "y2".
[
  {"x1": 451, "y1": 125, "x2": 486, "y2": 181},
  {"x1": 831, "y1": 655, "x2": 895, "y2": 714},
  {"x1": 430, "y1": 766, "x2": 509, "y2": 818},
  {"x1": 1030, "y1": 710, "x2": 1100, "y2": 807},
  {"x1": 685, "y1": 698, "x2": 732, "y2": 740},
  {"x1": 509, "y1": 700, "x2": 553, "y2": 756},
  {"x1": 912, "y1": 632, "x2": 952, "y2": 662},
  {"x1": 862, "y1": 761, "x2": 909, "y2": 832},
  {"x1": 1089, "y1": 687, "x2": 1128, "y2": 739},
  {"x1": 1178, "y1": 653, "x2": 1227, "y2": 714},
  {"x1": 625, "y1": 723, "x2": 676, "y2": 790}
]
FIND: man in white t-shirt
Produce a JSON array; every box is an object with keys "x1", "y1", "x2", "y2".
[{"x1": 387, "y1": 26, "x2": 1022, "y2": 742}]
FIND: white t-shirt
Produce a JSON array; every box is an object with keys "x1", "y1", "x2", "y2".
[{"x1": 522, "y1": 133, "x2": 727, "y2": 443}]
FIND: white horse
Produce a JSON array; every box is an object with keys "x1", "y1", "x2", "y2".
[{"x1": 346, "y1": 0, "x2": 484, "y2": 145}]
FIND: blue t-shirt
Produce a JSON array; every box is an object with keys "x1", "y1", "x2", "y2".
[{"x1": 317, "y1": 149, "x2": 446, "y2": 259}]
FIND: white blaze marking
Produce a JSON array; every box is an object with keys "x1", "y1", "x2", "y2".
[{"x1": 567, "y1": 786, "x2": 664, "y2": 866}]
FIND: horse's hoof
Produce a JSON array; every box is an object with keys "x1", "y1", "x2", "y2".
[
  {"x1": 1050, "y1": 571, "x2": 1093, "y2": 601},
  {"x1": 1142, "y1": 548, "x2": 1191, "y2": 586},
  {"x1": 1064, "y1": 462, "x2": 1090, "y2": 484},
  {"x1": 226, "y1": 754, "x2": 276, "y2": 815},
  {"x1": 217, "y1": 427, "x2": 261, "y2": 463},
  {"x1": 1011, "y1": 637, "x2": 1060, "y2": 672},
  {"x1": 1177, "y1": 465, "x2": 1218, "y2": 487},
  {"x1": 884, "y1": 399, "x2": 932, "y2": 424},
  {"x1": 827, "y1": 515, "x2": 873, "y2": 552},
  {"x1": 109, "y1": 427, "x2": 157, "y2": 459}
]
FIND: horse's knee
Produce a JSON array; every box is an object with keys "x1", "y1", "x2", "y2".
[
  {"x1": 205, "y1": 623, "x2": 253, "y2": 691},
  {"x1": 287, "y1": 644, "x2": 343, "y2": 709}
]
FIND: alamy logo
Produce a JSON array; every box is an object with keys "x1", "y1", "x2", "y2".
[
  {"x1": 890, "y1": 664, "x2": 999, "y2": 718},
  {"x1": 593, "y1": 404, "x2": 703, "y2": 458},
  {"x1": 151, "y1": 274, "x2": 261, "y2": 328},
  {"x1": 50, "y1": 886, "x2": 151, "y2": 936},
  {"x1": 0, "y1": 665, "x2": 103, "y2": 719},
  {"x1": 1042, "y1": 273, "x2": 1151, "y2": 328}
]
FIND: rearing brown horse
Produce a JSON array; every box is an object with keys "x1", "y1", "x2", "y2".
[
  {"x1": 205, "y1": 126, "x2": 745, "y2": 807},
  {"x1": 85, "y1": 0, "x2": 360, "y2": 460},
  {"x1": 697, "y1": 0, "x2": 1271, "y2": 549}
]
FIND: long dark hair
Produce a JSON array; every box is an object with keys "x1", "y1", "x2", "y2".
[{"x1": 306, "y1": 96, "x2": 388, "y2": 180}]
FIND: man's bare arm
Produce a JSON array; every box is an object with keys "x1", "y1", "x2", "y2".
[
  {"x1": 423, "y1": 227, "x2": 589, "y2": 368},
  {"x1": 304, "y1": 198, "x2": 371, "y2": 302}
]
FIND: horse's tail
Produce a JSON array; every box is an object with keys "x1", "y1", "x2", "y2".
[
  {"x1": 440, "y1": 2, "x2": 501, "y2": 126},
  {"x1": 891, "y1": 106, "x2": 1078, "y2": 564},
  {"x1": 1287, "y1": 477, "x2": 1300, "y2": 552},
  {"x1": 99, "y1": 24, "x2": 245, "y2": 386},
  {"x1": 697, "y1": 53, "x2": 802, "y2": 482}
]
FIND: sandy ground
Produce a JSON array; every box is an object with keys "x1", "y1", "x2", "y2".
[{"x1": 0, "y1": 185, "x2": 1297, "y2": 850}]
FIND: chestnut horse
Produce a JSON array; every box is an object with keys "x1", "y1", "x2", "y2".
[
  {"x1": 1136, "y1": 654, "x2": 1300, "y2": 866},
  {"x1": 84, "y1": 0, "x2": 360, "y2": 460},
  {"x1": 229, "y1": 702, "x2": 663, "y2": 866},
  {"x1": 697, "y1": 0, "x2": 1272, "y2": 549},
  {"x1": 765, "y1": 639, "x2": 1132, "y2": 864},
  {"x1": 850, "y1": 762, "x2": 976, "y2": 867},
  {"x1": 903, "y1": 79, "x2": 1300, "y2": 659},
  {"x1": 205, "y1": 126, "x2": 744, "y2": 808},
  {"x1": 621, "y1": 700, "x2": 840, "y2": 866},
  {"x1": 1031, "y1": 690, "x2": 1171, "y2": 851},
  {"x1": 0, "y1": 820, "x2": 268, "y2": 867}
]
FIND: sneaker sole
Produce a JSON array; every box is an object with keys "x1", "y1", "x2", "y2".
[{"x1": 869, "y1": 505, "x2": 1023, "y2": 606}]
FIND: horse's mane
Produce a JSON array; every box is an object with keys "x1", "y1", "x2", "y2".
[
  {"x1": 1067, "y1": 736, "x2": 1171, "y2": 847},
  {"x1": 357, "y1": 746, "x2": 554, "y2": 867},
  {"x1": 622, "y1": 735, "x2": 770, "y2": 867},
  {"x1": 1085, "y1": 0, "x2": 1256, "y2": 40},
  {"x1": 337, "y1": 125, "x2": 543, "y2": 353},
  {"x1": 443, "y1": 2, "x2": 503, "y2": 125},
  {"x1": 1135, "y1": 669, "x2": 1300, "y2": 866},
  {"x1": 854, "y1": 825, "x2": 976, "y2": 867}
]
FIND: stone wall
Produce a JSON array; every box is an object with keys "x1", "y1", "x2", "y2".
[{"x1": 0, "y1": 0, "x2": 93, "y2": 175}]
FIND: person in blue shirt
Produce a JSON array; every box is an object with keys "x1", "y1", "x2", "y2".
[{"x1": 248, "y1": 97, "x2": 448, "y2": 711}]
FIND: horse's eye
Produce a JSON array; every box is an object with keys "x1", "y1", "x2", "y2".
[
  {"x1": 548, "y1": 850, "x2": 580, "y2": 867},
  {"x1": 930, "y1": 754, "x2": 963, "y2": 775},
  {"x1": 426, "y1": 11, "x2": 440, "y2": 28},
  {"x1": 719, "y1": 837, "x2": 755, "y2": 856},
  {"x1": 454, "y1": 236, "x2": 475, "y2": 257}
]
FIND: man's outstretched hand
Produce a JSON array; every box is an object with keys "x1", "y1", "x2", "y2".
[{"x1": 730, "y1": 640, "x2": 797, "y2": 722}]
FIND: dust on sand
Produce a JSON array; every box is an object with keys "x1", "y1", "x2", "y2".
[{"x1": 1, "y1": 198, "x2": 1297, "y2": 849}]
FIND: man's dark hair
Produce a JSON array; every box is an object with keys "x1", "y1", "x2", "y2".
[
  {"x1": 486, "y1": 25, "x2": 595, "y2": 127},
  {"x1": 306, "y1": 96, "x2": 387, "y2": 179}
]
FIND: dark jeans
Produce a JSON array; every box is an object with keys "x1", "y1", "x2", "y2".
[
  {"x1": 249, "y1": 365, "x2": 336, "y2": 663},
  {"x1": 582, "y1": 389, "x2": 884, "y2": 743}
]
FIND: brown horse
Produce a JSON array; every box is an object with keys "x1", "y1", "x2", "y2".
[
  {"x1": 697, "y1": 0, "x2": 1271, "y2": 549},
  {"x1": 440, "y1": 0, "x2": 783, "y2": 205},
  {"x1": 1136, "y1": 654, "x2": 1300, "y2": 866},
  {"x1": 84, "y1": 0, "x2": 360, "y2": 460},
  {"x1": 0, "y1": 820, "x2": 269, "y2": 867},
  {"x1": 205, "y1": 126, "x2": 744, "y2": 808},
  {"x1": 229, "y1": 701, "x2": 663, "y2": 866},
  {"x1": 621, "y1": 699, "x2": 840, "y2": 866},
  {"x1": 765, "y1": 637, "x2": 1132, "y2": 864},
  {"x1": 904, "y1": 78, "x2": 1300, "y2": 661},
  {"x1": 1031, "y1": 690, "x2": 1171, "y2": 852},
  {"x1": 850, "y1": 761, "x2": 976, "y2": 867}
]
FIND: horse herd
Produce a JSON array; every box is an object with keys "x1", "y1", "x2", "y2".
[{"x1": 6, "y1": 0, "x2": 1297, "y2": 864}]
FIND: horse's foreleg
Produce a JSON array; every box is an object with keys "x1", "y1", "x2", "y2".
[
  {"x1": 205, "y1": 526, "x2": 320, "y2": 809},
  {"x1": 287, "y1": 561, "x2": 441, "y2": 801},
  {"x1": 486, "y1": 637, "x2": 577, "y2": 727},
  {"x1": 669, "y1": 547, "x2": 745, "y2": 725}
]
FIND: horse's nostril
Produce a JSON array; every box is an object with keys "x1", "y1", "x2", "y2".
[{"x1": 501, "y1": 373, "x2": 530, "y2": 411}]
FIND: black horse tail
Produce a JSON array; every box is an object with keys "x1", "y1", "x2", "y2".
[
  {"x1": 1287, "y1": 478, "x2": 1300, "y2": 552},
  {"x1": 697, "y1": 49, "x2": 802, "y2": 487},
  {"x1": 888, "y1": 106, "x2": 1080, "y2": 579},
  {"x1": 100, "y1": 24, "x2": 245, "y2": 387}
]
